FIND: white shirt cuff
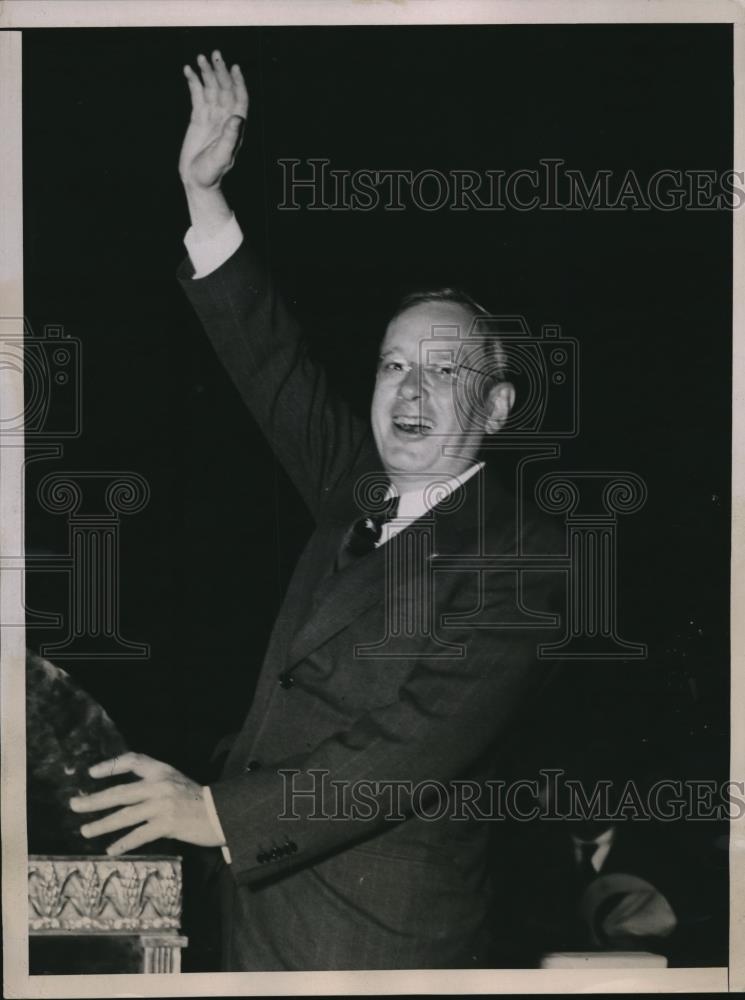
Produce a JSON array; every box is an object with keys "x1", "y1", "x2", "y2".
[
  {"x1": 202, "y1": 785, "x2": 232, "y2": 864},
  {"x1": 185, "y1": 213, "x2": 243, "y2": 279}
]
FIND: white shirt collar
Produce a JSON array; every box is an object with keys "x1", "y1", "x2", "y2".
[
  {"x1": 571, "y1": 826, "x2": 616, "y2": 873},
  {"x1": 384, "y1": 461, "x2": 485, "y2": 521},
  {"x1": 377, "y1": 462, "x2": 484, "y2": 547}
]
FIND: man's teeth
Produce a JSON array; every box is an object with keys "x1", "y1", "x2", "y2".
[{"x1": 393, "y1": 416, "x2": 433, "y2": 433}]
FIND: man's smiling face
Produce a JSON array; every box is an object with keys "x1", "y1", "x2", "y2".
[{"x1": 371, "y1": 301, "x2": 512, "y2": 489}]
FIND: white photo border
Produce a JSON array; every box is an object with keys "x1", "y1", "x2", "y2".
[{"x1": 1, "y1": 1, "x2": 741, "y2": 995}]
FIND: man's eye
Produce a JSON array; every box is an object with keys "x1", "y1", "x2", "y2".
[
  {"x1": 381, "y1": 360, "x2": 405, "y2": 373},
  {"x1": 436, "y1": 365, "x2": 457, "y2": 380}
]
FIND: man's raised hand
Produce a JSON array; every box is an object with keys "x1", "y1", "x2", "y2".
[
  {"x1": 179, "y1": 50, "x2": 249, "y2": 193},
  {"x1": 69, "y1": 752, "x2": 224, "y2": 855}
]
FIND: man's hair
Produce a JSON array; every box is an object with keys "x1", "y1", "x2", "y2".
[
  {"x1": 388, "y1": 286, "x2": 509, "y2": 383},
  {"x1": 389, "y1": 286, "x2": 490, "y2": 323}
]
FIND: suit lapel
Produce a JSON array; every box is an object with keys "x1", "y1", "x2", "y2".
[
  {"x1": 286, "y1": 466, "x2": 510, "y2": 667},
  {"x1": 286, "y1": 513, "x2": 390, "y2": 667},
  {"x1": 222, "y1": 467, "x2": 512, "y2": 774}
]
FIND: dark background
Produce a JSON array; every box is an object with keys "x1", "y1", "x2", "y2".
[{"x1": 22, "y1": 24, "x2": 731, "y2": 946}]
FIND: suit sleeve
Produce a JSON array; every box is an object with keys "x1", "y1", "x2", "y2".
[
  {"x1": 209, "y1": 540, "x2": 564, "y2": 885},
  {"x1": 178, "y1": 242, "x2": 368, "y2": 518}
]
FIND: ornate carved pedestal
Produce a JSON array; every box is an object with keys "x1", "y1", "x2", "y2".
[{"x1": 28, "y1": 855, "x2": 187, "y2": 974}]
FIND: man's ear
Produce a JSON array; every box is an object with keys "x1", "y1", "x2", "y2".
[{"x1": 484, "y1": 381, "x2": 515, "y2": 434}]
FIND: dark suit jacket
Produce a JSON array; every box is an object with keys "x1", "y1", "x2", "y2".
[{"x1": 179, "y1": 242, "x2": 565, "y2": 970}]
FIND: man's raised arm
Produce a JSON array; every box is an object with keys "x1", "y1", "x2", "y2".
[{"x1": 176, "y1": 52, "x2": 369, "y2": 516}]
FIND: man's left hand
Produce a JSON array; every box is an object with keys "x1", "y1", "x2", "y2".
[{"x1": 69, "y1": 752, "x2": 223, "y2": 855}]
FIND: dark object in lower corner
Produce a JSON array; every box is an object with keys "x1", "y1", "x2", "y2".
[
  {"x1": 25, "y1": 648, "x2": 169, "y2": 856},
  {"x1": 29, "y1": 935, "x2": 143, "y2": 975}
]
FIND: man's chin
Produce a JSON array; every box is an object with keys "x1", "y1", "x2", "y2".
[{"x1": 378, "y1": 441, "x2": 435, "y2": 475}]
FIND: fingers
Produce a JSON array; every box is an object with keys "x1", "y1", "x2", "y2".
[
  {"x1": 71, "y1": 768, "x2": 219, "y2": 853},
  {"x1": 106, "y1": 820, "x2": 165, "y2": 857},
  {"x1": 70, "y1": 778, "x2": 163, "y2": 814},
  {"x1": 201, "y1": 50, "x2": 233, "y2": 107},
  {"x1": 197, "y1": 52, "x2": 218, "y2": 105},
  {"x1": 211, "y1": 49, "x2": 232, "y2": 92},
  {"x1": 190, "y1": 50, "x2": 247, "y2": 117},
  {"x1": 88, "y1": 751, "x2": 169, "y2": 781},
  {"x1": 183, "y1": 64, "x2": 205, "y2": 111},
  {"x1": 232, "y1": 63, "x2": 249, "y2": 118},
  {"x1": 80, "y1": 802, "x2": 155, "y2": 840}
]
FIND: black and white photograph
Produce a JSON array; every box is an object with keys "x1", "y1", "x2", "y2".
[{"x1": 1, "y1": 0, "x2": 741, "y2": 994}]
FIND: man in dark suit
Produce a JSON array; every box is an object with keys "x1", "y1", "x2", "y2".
[{"x1": 71, "y1": 50, "x2": 564, "y2": 970}]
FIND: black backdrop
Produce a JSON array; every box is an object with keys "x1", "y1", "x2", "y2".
[{"x1": 23, "y1": 25, "x2": 731, "y2": 791}]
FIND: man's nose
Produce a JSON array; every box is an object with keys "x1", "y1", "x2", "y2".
[{"x1": 398, "y1": 365, "x2": 424, "y2": 400}]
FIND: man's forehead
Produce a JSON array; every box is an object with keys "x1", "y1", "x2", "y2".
[{"x1": 381, "y1": 302, "x2": 476, "y2": 352}]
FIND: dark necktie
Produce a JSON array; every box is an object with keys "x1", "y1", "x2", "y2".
[{"x1": 336, "y1": 495, "x2": 399, "y2": 571}]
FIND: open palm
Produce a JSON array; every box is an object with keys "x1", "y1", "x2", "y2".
[{"x1": 179, "y1": 50, "x2": 249, "y2": 190}]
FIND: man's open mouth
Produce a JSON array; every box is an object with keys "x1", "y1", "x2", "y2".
[{"x1": 392, "y1": 415, "x2": 434, "y2": 435}]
